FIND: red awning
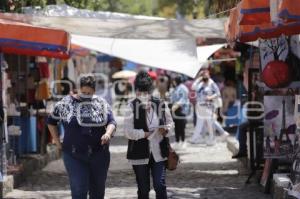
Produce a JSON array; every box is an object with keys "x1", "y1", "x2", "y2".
[
  {"x1": 0, "y1": 14, "x2": 70, "y2": 59},
  {"x1": 238, "y1": 0, "x2": 270, "y2": 25}
]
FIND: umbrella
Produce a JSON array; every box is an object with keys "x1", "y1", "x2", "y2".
[
  {"x1": 238, "y1": 0, "x2": 270, "y2": 25},
  {"x1": 278, "y1": 0, "x2": 300, "y2": 22},
  {"x1": 112, "y1": 70, "x2": 137, "y2": 79},
  {"x1": 0, "y1": 14, "x2": 70, "y2": 59}
]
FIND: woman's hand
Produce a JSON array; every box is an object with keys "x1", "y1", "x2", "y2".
[
  {"x1": 159, "y1": 128, "x2": 168, "y2": 137},
  {"x1": 101, "y1": 133, "x2": 111, "y2": 145},
  {"x1": 144, "y1": 132, "x2": 151, "y2": 138}
]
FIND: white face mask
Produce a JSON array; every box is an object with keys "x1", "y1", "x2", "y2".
[
  {"x1": 79, "y1": 93, "x2": 93, "y2": 101},
  {"x1": 137, "y1": 94, "x2": 150, "y2": 105}
]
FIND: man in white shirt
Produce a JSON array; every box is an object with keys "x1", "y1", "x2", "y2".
[{"x1": 190, "y1": 67, "x2": 228, "y2": 145}]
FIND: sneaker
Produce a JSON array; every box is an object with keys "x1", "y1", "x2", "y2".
[
  {"x1": 181, "y1": 141, "x2": 187, "y2": 148},
  {"x1": 188, "y1": 138, "x2": 206, "y2": 144},
  {"x1": 206, "y1": 138, "x2": 216, "y2": 146},
  {"x1": 220, "y1": 131, "x2": 230, "y2": 142},
  {"x1": 172, "y1": 142, "x2": 180, "y2": 149}
]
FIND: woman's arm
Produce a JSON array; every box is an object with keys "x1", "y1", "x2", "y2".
[
  {"x1": 101, "y1": 123, "x2": 116, "y2": 145},
  {"x1": 47, "y1": 124, "x2": 62, "y2": 150},
  {"x1": 101, "y1": 104, "x2": 117, "y2": 145},
  {"x1": 159, "y1": 102, "x2": 174, "y2": 137},
  {"x1": 191, "y1": 77, "x2": 202, "y2": 91},
  {"x1": 207, "y1": 82, "x2": 221, "y2": 100}
]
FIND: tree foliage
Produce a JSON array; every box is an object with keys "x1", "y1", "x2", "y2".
[
  {"x1": 2, "y1": 0, "x2": 238, "y2": 18},
  {"x1": 206, "y1": 0, "x2": 240, "y2": 17}
]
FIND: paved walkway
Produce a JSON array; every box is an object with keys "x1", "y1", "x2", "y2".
[{"x1": 5, "y1": 122, "x2": 271, "y2": 199}]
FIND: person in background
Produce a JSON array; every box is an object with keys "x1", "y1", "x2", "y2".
[
  {"x1": 190, "y1": 67, "x2": 228, "y2": 146},
  {"x1": 124, "y1": 71, "x2": 173, "y2": 199},
  {"x1": 185, "y1": 79, "x2": 197, "y2": 126},
  {"x1": 47, "y1": 75, "x2": 117, "y2": 199},
  {"x1": 60, "y1": 68, "x2": 76, "y2": 97},
  {"x1": 116, "y1": 80, "x2": 132, "y2": 115},
  {"x1": 96, "y1": 78, "x2": 113, "y2": 106},
  {"x1": 221, "y1": 80, "x2": 237, "y2": 114},
  {"x1": 170, "y1": 74, "x2": 189, "y2": 148},
  {"x1": 152, "y1": 74, "x2": 170, "y2": 100}
]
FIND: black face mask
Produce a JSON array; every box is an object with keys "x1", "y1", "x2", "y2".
[{"x1": 203, "y1": 77, "x2": 209, "y2": 82}]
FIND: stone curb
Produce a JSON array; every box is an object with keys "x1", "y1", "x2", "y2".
[{"x1": 2, "y1": 144, "x2": 59, "y2": 197}]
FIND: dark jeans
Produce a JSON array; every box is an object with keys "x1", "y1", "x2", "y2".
[
  {"x1": 132, "y1": 156, "x2": 167, "y2": 199},
  {"x1": 173, "y1": 108, "x2": 186, "y2": 142},
  {"x1": 63, "y1": 148, "x2": 110, "y2": 199},
  {"x1": 236, "y1": 121, "x2": 249, "y2": 154}
]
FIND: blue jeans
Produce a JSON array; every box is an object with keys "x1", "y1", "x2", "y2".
[
  {"x1": 63, "y1": 148, "x2": 110, "y2": 199},
  {"x1": 132, "y1": 156, "x2": 167, "y2": 199}
]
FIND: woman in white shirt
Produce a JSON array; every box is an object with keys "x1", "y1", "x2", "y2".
[{"x1": 124, "y1": 71, "x2": 173, "y2": 199}]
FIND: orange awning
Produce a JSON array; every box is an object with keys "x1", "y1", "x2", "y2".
[
  {"x1": 70, "y1": 44, "x2": 90, "y2": 57},
  {"x1": 226, "y1": 5, "x2": 300, "y2": 43},
  {"x1": 0, "y1": 14, "x2": 70, "y2": 59},
  {"x1": 238, "y1": 0, "x2": 270, "y2": 25},
  {"x1": 278, "y1": 0, "x2": 300, "y2": 22},
  {"x1": 237, "y1": 21, "x2": 300, "y2": 42}
]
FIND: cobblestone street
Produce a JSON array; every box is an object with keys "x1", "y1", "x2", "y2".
[{"x1": 5, "y1": 122, "x2": 271, "y2": 199}]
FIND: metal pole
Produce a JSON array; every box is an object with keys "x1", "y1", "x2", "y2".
[
  {"x1": 0, "y1": 52, "x2": 4, "y2": 198},
  {"x1": 0, "y1": 52, "x2": 2, "y2": 199}
]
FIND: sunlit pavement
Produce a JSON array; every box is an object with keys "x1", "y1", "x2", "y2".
[{"x1": 5, "y1": 119, "x2": 271, "y2": 199}]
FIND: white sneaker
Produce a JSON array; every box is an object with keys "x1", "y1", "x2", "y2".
[
  {"x1": 206, "y1": 138, "x2": 216, "y2": 146},
  {"x1": 181, "y1": 141, "x2": 187, "y2": 148},
  {"x1": 220, "y1": 131, "x2": 230, "y2": 142},
  {"x1": 172, "y1": 142, "x2": 180, "y2": 149},
  {"x1": 188, "y1": 138, "x2": 206, "y2": 144}
]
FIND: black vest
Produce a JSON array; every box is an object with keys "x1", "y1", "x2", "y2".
[{"x1": 126, "y1": 97, "x2": 165, "y2": 160}]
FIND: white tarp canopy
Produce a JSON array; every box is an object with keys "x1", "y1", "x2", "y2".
[
  {"x1": 2, "y1": 5, "x2": 227, "y2": 77},
  {"x1": 22, "y1": 5, "x2": 227, "y2": 40},
  {"x1": 197, "y1": 44, "x2": 225, "y2": 67},
  {"x1": 72, "y1": 34, "x2": 200, "y2": 77}
]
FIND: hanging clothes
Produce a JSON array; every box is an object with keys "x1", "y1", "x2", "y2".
[
  {"x1": 38, "y1": 62, "x2": 50, "y2": 78},
  {"x1": 35, "y1": 79, "x2": 51, "y2": 101}
]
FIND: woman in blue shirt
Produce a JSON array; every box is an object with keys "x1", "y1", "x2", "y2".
[{"x1": 47, "y1": 75, "x2": 116, "y2": 199}]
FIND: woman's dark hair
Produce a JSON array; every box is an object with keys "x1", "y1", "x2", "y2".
[
  {"x1": 134, "y1": 71, "x2": 153, "y2": 92},
  {"x1": 80, "y1": 75, "x2": 96, "y2": 90},
  {"x1": 174, "y1": 75, "x2": 183, "y2": 85}
]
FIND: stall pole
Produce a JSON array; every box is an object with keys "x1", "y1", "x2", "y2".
[{"x1": 0, "y1": 52, "x2": 7, "y2": 198}]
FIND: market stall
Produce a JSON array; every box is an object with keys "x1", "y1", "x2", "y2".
[
  {"x1": 225, "y1": 0, "x2": 300, "y2": 197},
  {"x1": 0, "y1": 15, "x2": 70, "y2": 187}
]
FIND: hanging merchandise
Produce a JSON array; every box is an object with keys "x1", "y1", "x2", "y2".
[
  {"x1": 38, "y1": 63, "x2": 50, "y2": 79},
  {"x1": 259, "y1": 35, "x2": 291, "y2": 88},
  {"x1": 36, "y1": 56, "x2": 50, "y2": 79},
  {"x1": 259, "y1": 35, "x2": 300, "y2": 89},
  {"x1": 35, "y1": 79, "x2": 51, "y2": 101}
]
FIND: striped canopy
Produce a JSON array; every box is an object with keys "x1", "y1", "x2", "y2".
[{"x1": 0, "y1": 14, "x2": 70, "y2": 59}]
